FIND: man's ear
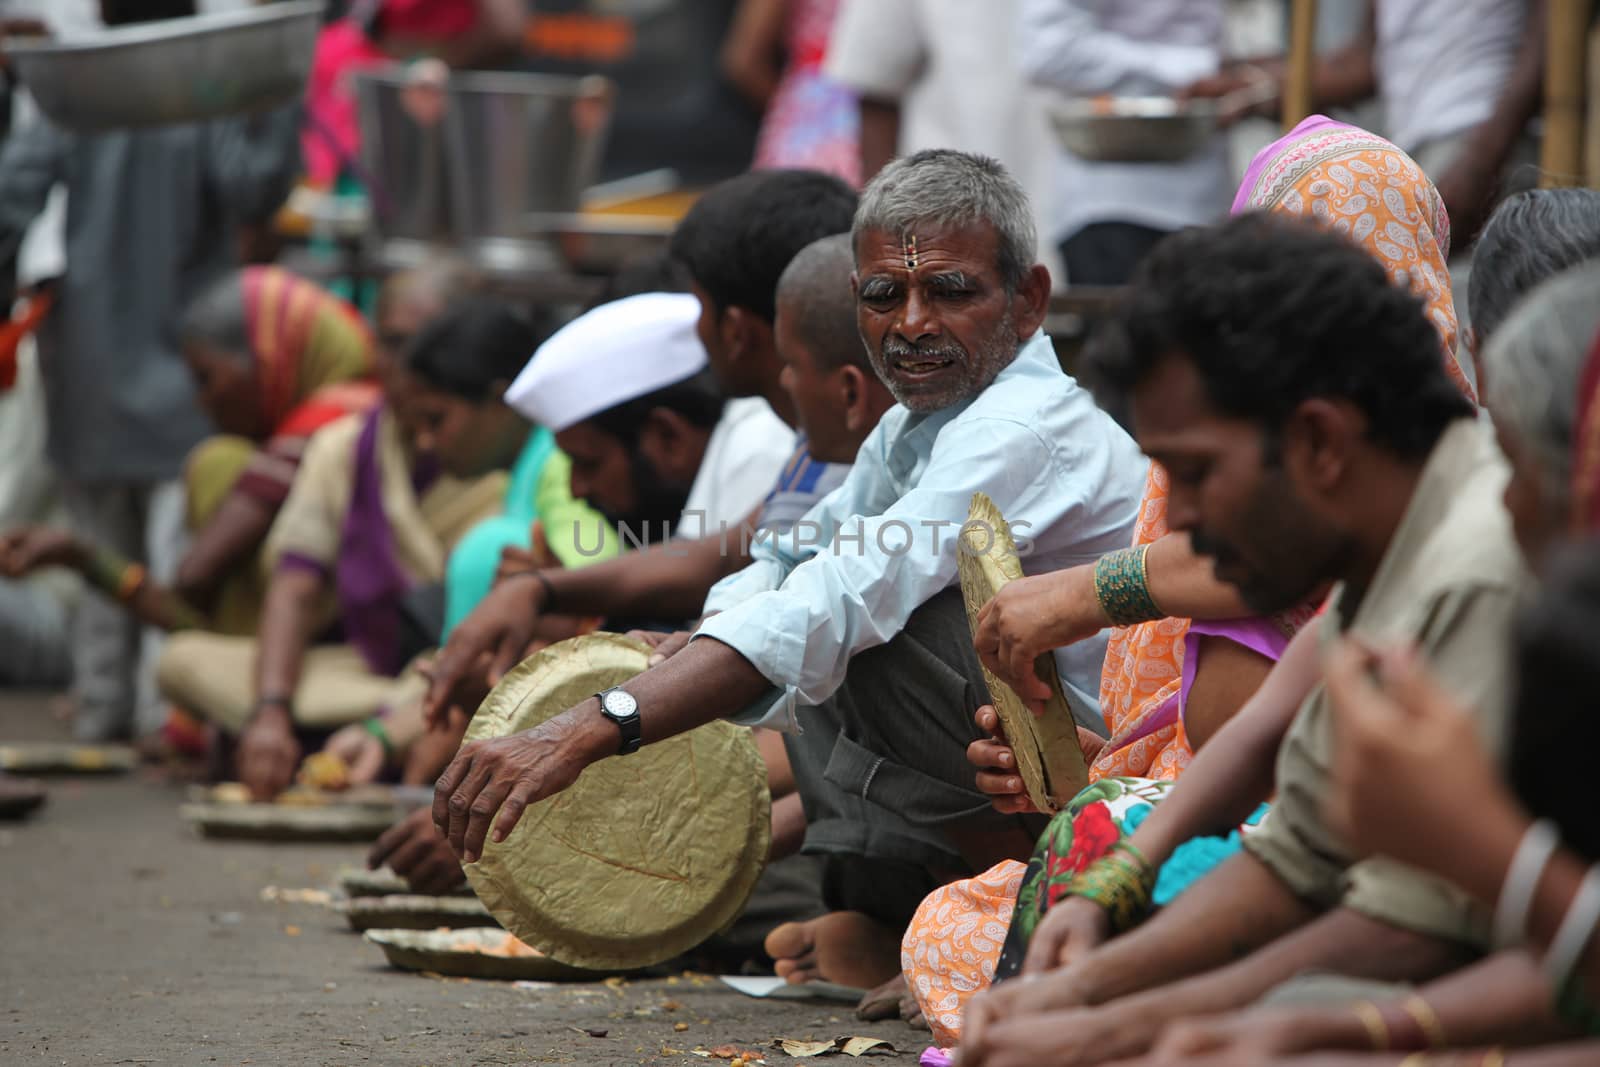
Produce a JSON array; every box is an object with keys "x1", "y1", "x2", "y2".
[
  {"x1": 725, "y1": 305, "x2": 774, "y2": 362},
  {"x1": 1284, "y1": 397, "x2": 1364, "y2": 493},
  {"x1": 638, "y1": 406, "x2": 700, "y2": 482},
  {"x1": 1013, "y1": 263, "x2": 1052, "y2": 339},
  {"x1": 838, "y1": 365, "x2": 866, "y2": 430}
]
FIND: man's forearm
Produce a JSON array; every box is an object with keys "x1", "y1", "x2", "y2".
[
  {"x1": 544, "y1": 533, "x2": 744, "y2": 623},
  {"x1": 859, "y1": 98, "x2": 900, "y2": 183},
  {"x1": 1075, "y1": 853, "x2": 1316, "y2": 1005},
  {"x1": 1112, "y1": 906, "x2": 1478, "y2": 1023},
  {"x1": 1468, "y1": 0, "x2": 1546, "y2": 165},
  {"x1": 1124, "y1": 619, "x2": 1316, "y2": 865},
  {"x1": 551, "y1": 636, "x2": 775, "y2": 769}
]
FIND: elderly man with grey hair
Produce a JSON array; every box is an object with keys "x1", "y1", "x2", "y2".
[{"x1": 429, "y1": 149, "x2": 1146, "y2": 989}]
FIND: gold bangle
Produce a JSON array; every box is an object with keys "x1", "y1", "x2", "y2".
[
  {"x1": 1401, "y1": 994, "x2": 1448, "y2": 1049},
  {"x1": 1478, "y1": 1048, "x2": 1507, "y2": 1067},
  {"x1": 1352, "y1": 1000, "x2": 1391, "y2": 1050},
  {"x1": 116, "y1": 562, "x2": 147, "y2": 602}
]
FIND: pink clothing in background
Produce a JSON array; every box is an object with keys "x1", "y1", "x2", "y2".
[{"x1": 303, "y1": 0, "x2": 480, "y2": 184}]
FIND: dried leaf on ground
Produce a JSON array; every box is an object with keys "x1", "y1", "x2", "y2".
[{"x1": 773, "y1": 1038, "x2": 900, "y2": 1059}]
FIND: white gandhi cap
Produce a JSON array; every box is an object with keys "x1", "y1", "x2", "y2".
[{"x1": 505, "y1": 292, "x2": 708, "y2": 432}]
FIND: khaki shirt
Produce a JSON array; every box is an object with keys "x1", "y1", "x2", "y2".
[{"x1": 1243, "y1": 418, "x2": 1530, "y2": 947}]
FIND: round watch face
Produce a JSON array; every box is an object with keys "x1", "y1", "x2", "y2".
[{"x1": 603, "y1": 690, "x2": 639, "y2": 719}]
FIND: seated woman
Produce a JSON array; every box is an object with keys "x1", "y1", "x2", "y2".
[
  {"x1": 1112, "y1": 263, "x2": 1600, "y2": 1067},
  {"x1": 0, "y1": 266, "x2": 378, "y2": 636},
  {"x1": 158, "y1": 298, "x2": 540, "y2": 800}
]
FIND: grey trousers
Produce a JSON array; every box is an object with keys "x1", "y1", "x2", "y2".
[
  {"x1": 786, "y1": 588, "x2": 1045, "y2": 911},
  {"x1": 62, "y1": 479, "x2": 186, "y2": 741},
  {"x1": 0, "y1": 579, "x2": 71, "y2": 687}
]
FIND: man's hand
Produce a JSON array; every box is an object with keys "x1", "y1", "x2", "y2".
[
  {"x1": 968, "y1": 705, "x2": 1105, "y2": 815},
  {"x1": 626, "y1": 629, "x2": 693, "y2": 667},
  {"x1": 960, "y1": 965, "x2": 1097, "y2": 1060},
  {"x1": 432, "y1": 710, "x2": 613, "y2": 863},
  {"x1": 968, "y1": 704, "x2": 1035, "y2": 815},
  {"x1": 975, "y1": 567, "x2": 1104, "y2": 712},
  {"x1": 1178, "y1": 63, "x2": 1280, "y2": 126},
  {"x1": 959, "y1": 1001, "x2": 1152, "y2": 1067},
  {"x1": 0, "y1": 526, "x2": 85, "y2": 578},
  {"x1": 1020, "y1": 895, "x2": 1112, "y2": 976},
  {"x1": 237, "y1": 705, "x2": 302, "y2": 802},
  {"x1": 1140, "y1": 1005, "x2": 1331, "y2": 1062},
  {"x1": 369, "y1": 808, "x2": 466, "y2": 895},
  {"x1": 1323, "y1": 639, "x2": 1512, "y2": 882},
  {"x1": 423, "y1": 575, "x2": 548, "y2": 727}
]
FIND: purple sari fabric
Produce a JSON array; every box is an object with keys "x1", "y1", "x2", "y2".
[{"x1": 333, "y1": 410, "x2": 438, "y2": 676}]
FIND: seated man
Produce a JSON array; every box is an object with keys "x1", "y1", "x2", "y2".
[
  {"x1": 427, "y1": 150, "x2": 1147, "y2": 986},
  {"x1": 370, "y1": 235, "x2": 897, "y2": 894},
  {"x1": 507, "y1": 291, "x2": 793, "y2": 567},
  {"x1": 957, "y1": 214, "x2": 1531, "y2": 1066}
]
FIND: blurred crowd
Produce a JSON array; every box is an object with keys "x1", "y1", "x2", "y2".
[{"x1": 2, "y1": 1, "x2": 1599, "y2": 1065}]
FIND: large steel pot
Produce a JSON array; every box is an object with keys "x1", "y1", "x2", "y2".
[{"x1": 7, "y1": 2, "x2": 320, "y2": 133}]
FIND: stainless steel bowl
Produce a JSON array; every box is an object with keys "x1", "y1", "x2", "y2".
[
  {"x1": 1047, "y1": 96, "x2": 1219, "y2": 163},
  {"x1": 7, "y1": 2, "x2": 320, "y2": 133}
]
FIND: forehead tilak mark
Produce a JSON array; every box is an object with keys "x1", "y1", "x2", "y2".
[{"x1": 901, "y1": 232, "x2": 919, "y2": 271}]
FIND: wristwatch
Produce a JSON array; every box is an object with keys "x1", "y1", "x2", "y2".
[{"x1": 595, "y1": 687, "x2": 642, "y2": 755}]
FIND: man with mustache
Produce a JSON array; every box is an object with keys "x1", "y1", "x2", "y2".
[{"x1": 426, "y1": 150, "x2": 1146, "y2": 986}]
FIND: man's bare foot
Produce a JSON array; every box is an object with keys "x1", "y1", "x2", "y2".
[{"x1": 763, "y1": 911, "x2": 903, "y2": 990}]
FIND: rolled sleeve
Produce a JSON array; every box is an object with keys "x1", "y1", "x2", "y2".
[
  {"x1": 696, "y1": 417, "x2": 1089, "y2": 726},
  {"x1": 701, "y1": 555, "x2": 787, "y2": 617}
]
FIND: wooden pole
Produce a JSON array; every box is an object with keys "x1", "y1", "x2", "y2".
[
  {"x1": 1586, "y1": 15, "x2": 1600, "y2": 185},
  {"x1": 1283, "y1": 0, "x2": 1320, "y2": 131},
  {"x1": 1541, "y1": 0, "x2": 1590, "y2": 187}
]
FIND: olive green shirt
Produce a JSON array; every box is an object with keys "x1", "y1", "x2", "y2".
[{"x1": 1243, "y1": 418, "x2": 1530, "y2": 948}]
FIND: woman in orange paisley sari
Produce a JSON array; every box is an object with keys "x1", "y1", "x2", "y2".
[{"x1": 903, "y1": 117, "x2": 1475, "y2": 1048}]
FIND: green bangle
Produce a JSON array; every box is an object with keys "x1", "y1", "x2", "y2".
[
  {"x1": 362, "y1": 716, "x2": 395, "y2": 762},
  {"x1": 1093, "y1": 545, "x2": 1164, "y2": 627},
  {"x1": 84, "y1": 545, "x2": 133, "y2": 599},
  {"x1": 1113, "y1": 839, "x2": 1154, "y2": 876},
  {"x1": 1068, "y1": 851, "x2": 1156, "y2": 933}
]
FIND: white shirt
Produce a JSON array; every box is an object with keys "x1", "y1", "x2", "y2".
[
  {"x1": 824, "y1": 0, "x2": 1060, "y2": 268},
  {"x1": 1376, "y1": 0, "x2": 1526, "y2": 153},
  {"x1": 696, "y1": 333, "x2": 1149, "y2": 731},
  {"x1": 1021, "y1": 0, "x2": 1234, "y2": 244},
  {"x1": 675, "y1": 397, "x2": 796, "y2": 539}
]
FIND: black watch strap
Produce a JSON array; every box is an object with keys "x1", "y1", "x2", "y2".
[{"x1": 596, "y1": 687, "x2": 643, "y2": 755}]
